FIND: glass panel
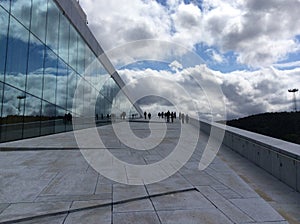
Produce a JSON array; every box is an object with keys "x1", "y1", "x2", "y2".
[
  {"x1": 0, "y1": 82, "x2": 3, "y2": 142},
  {"x1": 10, "y1": 0, "x2": 31, "y2": 29},
  {"x1": 77, "y1": 36, "x2": 85, "y2": 75},
  {"x1": 95, "y1": 93, "x2": 104, "y2": 121},
  {"x1": 46, "y1": 0, "x2": 59, "y2": 54},
  {"x1": 95, "y1": 95, "x2": 111, "y2": 123},
  {"x1": 105, "y1": 98, "x2": 112, "y2": 121},
  {"x1": 74, "y1": 77, "x2": 84, "y2": 118},
  {"x1": 23, "y1": 94, "x2": 41, "y2": 138},
  {"x1": 5, "y1": 16, "x2": 29, "y2": 91},
  {"x1": 65, "y1": 110, "x2": 73, "y2": 131},
  {"x1": 0, "y1": 6, "x2": 9, "y2": 82},
  {"x1": 31, "y1": 0, "x2": 47, "y2": 43},
  {"x1": 54, "y1": 106, "x2": 66, "y2": 133},
  {"x1": 43, "y1": 48, "x2": 57, "y2": 104},
  {"x1": 1, "y1": 84, "x2": 25, "y2": 141},
  {"x1": 67, "y1": 68, "x2": 77, "y2": 113},
  {"x1": 27, "y1": 34, "x2": 45, "y2": 98},
  {"x1": 56, "y1": 58, "x2": 68, "y2": 109},
  {"x1": 0, "y1": 1, "x2": 11, "y2": 12},
  {"x1": 84, "y1": 46, "x2": 94, "y2": 77},
  {"x1": 58, "y1": 12, "x2": 69, "y2": 63},
  {"x1": 82, "y1": 81, "x2": 92, "y2": 120},
  {"x1": 40, "y1": 100, "x2": 55, "y2": 135},
  {"x1": 68, "y1": 25, "x2": 77, "y2": 71}
]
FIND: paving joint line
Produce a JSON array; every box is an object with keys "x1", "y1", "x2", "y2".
[{"x1": 0, "y1": 188, "x2": 197, "y2": 224}]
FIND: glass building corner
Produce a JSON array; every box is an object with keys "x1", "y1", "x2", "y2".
[{"x1": 0, "y1": 0, "x2": 140, "y2": 142}]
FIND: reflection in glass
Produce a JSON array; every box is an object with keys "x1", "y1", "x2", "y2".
[
  {"x1": 84, "y1": 46, "x2": 94, "y2": 77},
  {"x1": 77, "y1": 36, "x2": 85, "y2": 75},
  {"x1": 10, "y1": 0, "x2": 31, "y2": 29},
  {"x1": 31, "y1": 0, "x2": 47, "y2": 42},
  {"x1": 0, "y1": 6, "x2": 9, "y2": 82},
  {"x1": 82, "y1": 80, "x2": 91, "y2": 117},
  {"x1": 1, "y1": 84, "x2": 25, "y2": 141},
  {"x1": 6, "y1": 16, "x2": 29, "y2": 91},
  {"x1": 59, "y1": 12, "x2": 69, "y2": 64},
  {"x1": 0, "y1": 0, "x2": 141, "y2": 142},
  {"x1": 67, "y1": 69, "x2": 77, "y2": 112},
  {"x1": 43, "y1": 49, "x2": 57, "y2": 104},
  {"x1": 27, "y1": 34, "x2": 45, "y2": 98},
  {"x1": 68, "y1": 25, "x2": 78, "y2": 72},
  {"x1": 55, "y1": 106, "x2": 66, "y2": 133},
  {"x1": 0, "y1": 82, "x2": 3, "y2": 142},
  {"x1": 56, "y1": 58, "x2": 68, "y2": 109},
  {"x1": 23, "y1": 94, "x2": 41, "y2": 138},
  {"x1": 0, "y1": 1, "x2": 11, "y2": 11},
  {"x1": 46, "y1": 0, "x2": 59, "y2": 54},
  {"x1": 40, "y1": 101, "x2": 55, "y2": 135},
  {"x1": 0, "y1": 81, "x2": 3, "y2": 117}
]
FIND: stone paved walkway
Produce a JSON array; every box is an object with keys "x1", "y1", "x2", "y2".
[{"x1": 0, "y1": 120, "x2": 288, "y2": 223}]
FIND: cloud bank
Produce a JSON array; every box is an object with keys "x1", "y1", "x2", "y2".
[
  {"x1": 79, "y1": 0, "x2": 300, "y2": 119},
  {"x1": 81, "y1": 0, "x2": 300, "y2": 68}
]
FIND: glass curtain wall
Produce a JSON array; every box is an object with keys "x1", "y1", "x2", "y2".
[{"x1": 0, "y1": 0, "x2": 138, "y2": 142}]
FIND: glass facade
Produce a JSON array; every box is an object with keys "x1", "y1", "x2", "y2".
[{"x1": 0, "y1": 0, "x2": 138, "y2": 142}]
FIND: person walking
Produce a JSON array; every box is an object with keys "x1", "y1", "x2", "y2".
[
  {"x1": 144, "y1": 111, "x2": 147, "y2": 119},
  {"x1": 181, "y1": 113, "x2": 184, "y2": 124}
]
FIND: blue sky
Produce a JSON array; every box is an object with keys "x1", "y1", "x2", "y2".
[{"x1": 81, "y1": 0, "x2": 300, "y2": 119}]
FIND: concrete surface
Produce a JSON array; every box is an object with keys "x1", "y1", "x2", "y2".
[{"x1": 0, "y1": 119, "x2": 297, "y2": 223}]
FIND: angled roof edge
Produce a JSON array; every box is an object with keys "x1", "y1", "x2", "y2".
[{"x1": 54, "y1": 0, "x2": 143, "y2": 116}]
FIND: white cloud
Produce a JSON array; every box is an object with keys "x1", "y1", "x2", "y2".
[
  {"x1": 169, "y1": 60, "x2": 183, "y2": 71},
  {"x1": 78, "y1": 0, "x2": 300, "y2": 119},
  {"x1": 274, "y1": 60, "x2": 300, "y2": 69},
  {"x1": 206, "y1": 49, "x2": 225, "y2": 63},
  {"x1": 118, "y1": 65, "x2": 300, "y2": 120},
  {"x1": 81, "y1": 0, "x2": 300, "y2": 68}
]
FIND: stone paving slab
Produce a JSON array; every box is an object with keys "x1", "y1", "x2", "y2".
[
  {"x1": 113, "y1": 198, "x2": 154, "y2": 213},
  {"x1": 196, "y1": 186, "x2": 254, "y2": 223},
  {"x1": 0, "y1": 120, "x2": 287, "y2": 223},
  {"x1": 0, "y1": 202, "x2": 71, "y2": 223},
  {"x1": 151, "y1": 190, "x2": 214, "y2": 211},
  {"x1": 230, "y1": 198, "x2": 285, "y2": 222},
  {"x1": 113, "y1": 211, "x2": 160, "y2": 224},
  {"x1": 64, "y1": 206, "x2": 111, "y2": 224},
  {"x1": 157, "y1": 208, "x2": 233, "y2": 224},
  {"x1": 16, "y1": 214, "x2": 67, "y2": 224},
  {"x1": 217, "y1": 145, "x2": 300, "y2": 223}
]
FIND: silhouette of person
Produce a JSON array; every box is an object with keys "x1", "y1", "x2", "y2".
[
  {"x1": 186, "y1": 114, "x2": 189, "y2": 123},
  {"x1": 67, "y1": 113, "x2": 72, "y2": 123},
  {"x1": 171, "y1": 112, "x2": 174, "y2": 123},
  {"x1": 166, "y1": 110, "x2": 170, "y2": 123},
  {"x1": 158, "y1": 112, "x2": 161, "y2": 118},
  {"x1": 181, "y1": 113, "x2": 185, "y2": 124},
  {"x1": 144, "y1": 111, "x2": 147, "y2": 119},
  {"x1": 148, "y1": 112, "x2": 151, "y2": 120},
  {"x1": 161, "y1": 112, "x2": 164, "y2": 118}
]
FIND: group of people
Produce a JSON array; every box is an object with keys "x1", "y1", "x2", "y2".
[
  {"x1": 143, "y1": 110, "x2": 189, "y2": 124},
  {"x1": 144, "y1": 111, "x2": 152, "y2": 120},
  {"x1": 158, "y1": 111, "x2": 176, "y2": 123},
  {"x1": 179, "y1": 112, "x2": 189, "y2": 124}
]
